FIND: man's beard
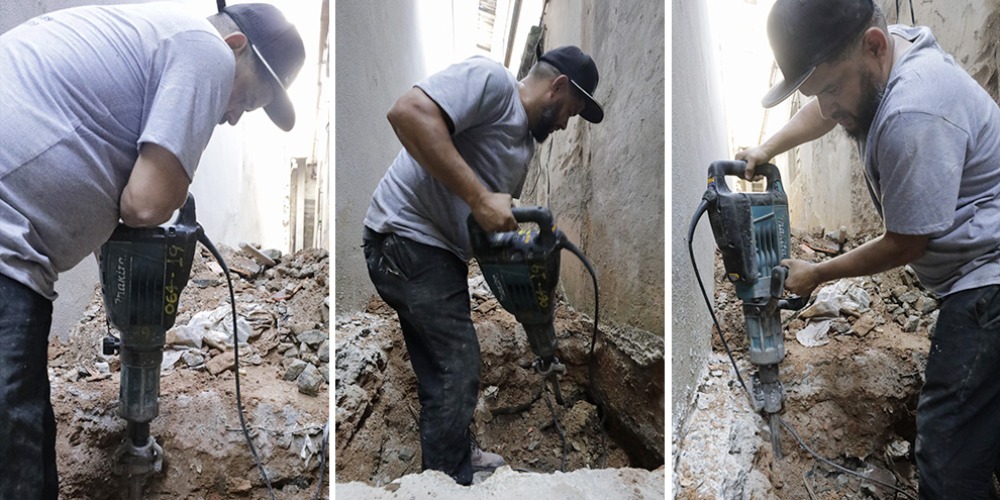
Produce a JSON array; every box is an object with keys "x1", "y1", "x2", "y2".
[
  {"x1": 530, "y1": 103, "x2": 559, "y2": 142},
  {"x1": 836, "y1": 67, "x2": 885, "y2": 142}
]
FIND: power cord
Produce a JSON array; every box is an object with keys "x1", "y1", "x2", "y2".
[
  {"x1": 687, "y1": 198, "x2": 918, "y2": 500},
  {"x1": 200, "y1": 235, "x2": 276, "y2": 500}
]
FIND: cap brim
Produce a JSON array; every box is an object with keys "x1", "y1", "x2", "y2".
[
  {"x1": 251, "y1": 44, "x2": 296, "y2": 131},
  {"x1": 571, "y1": 80, "x2": 604, "y2": 123},
  {"x1": 761, "y1": 65, "x2": 815, "y2": 109}
]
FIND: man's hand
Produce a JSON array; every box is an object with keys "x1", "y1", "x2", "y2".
[
  {"x1": 470, "y1": 192, "x2": 517, "y2": 232},
  {"x1": 780, "y1": 258, "x2": 821, "y2": 298},
  {"x1": 735, "y1": 146, "x2": 773, "y2": 181}
]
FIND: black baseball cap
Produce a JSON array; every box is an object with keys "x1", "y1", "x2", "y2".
[
  {"x1": 539, "y1": 46, "x2": 604, "y2": 123},
  {"x1": 223, "y1": 3, "x2": 305, "y2": 131},
  {"x1": 762, "y1": 0, "x2": 875, "y2": 108}
]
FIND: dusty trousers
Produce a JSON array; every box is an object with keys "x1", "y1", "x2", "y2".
[
  {"x1": 363, "y1": 228, "x2": 480, "y2": 486},
  {"x1": 0, "y1": 273, "x2": 58, "y2": 500},
  {"x1": 915, "y1": 284, "x2": 1000, "y2": 499}
]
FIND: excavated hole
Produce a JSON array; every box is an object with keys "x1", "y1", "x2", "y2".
[{"x1": 335, "y1": 267, "x2": 664, "y2": 486}]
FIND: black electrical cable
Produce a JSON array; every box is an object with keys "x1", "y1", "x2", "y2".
[
  {"x1": 561, "y1": 237, "x2": 609, "y2": 468},
  {"x1": 779, "y1": 417, "x2": 918, "y2": 499},
  {"x1": 199, "y1": 235, "x2": 276, "y2": 500},
  {"x1": 687, "y1": 198, "x2": 752, "y2": 399},
  {"x1": 688, "y1": 200, "x2": 919, "y2": 499}
]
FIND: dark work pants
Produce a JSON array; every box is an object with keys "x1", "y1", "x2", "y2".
[
  {"x1": 0, "y1": 273, "x2": 57, "y2": 500},
  {"x1": 363, "y1": 229, "x2": 479, "y2": 486},
  {"x1": 916, "y1": 284, "x2": 1000, "y2": 499}
]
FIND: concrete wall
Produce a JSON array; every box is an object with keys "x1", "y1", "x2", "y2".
[
  {"x1": 520, "y1": 0, "x2": 665, "y2": 335},
  {"x1": 786, "y1": 0, "x2": 1000, "y2": 235},
  {"x1": 3, "y1": 0, "x2": 323, "y2": 340},
  {"x1": 333, "y1": 1, "x2": 426, "y2": 313},
  {"x1": 670, "y1": 1, "x2": 729, "y2": 440}
]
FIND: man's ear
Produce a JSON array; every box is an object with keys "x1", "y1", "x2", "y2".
[
  {"x1": 223, "y1": 32, "x2": 249, "y2": 53},
  {"x1": 861, "y1": 27, "x2": 889, "y2": 60},
  {"x1": 550, "y1": 74, "x2": 570, "y2": 95}
]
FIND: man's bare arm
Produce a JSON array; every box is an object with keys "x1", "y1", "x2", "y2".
[
  {"x1": 387, "y1": 87, "x2": 516, "y2": 232},
  {"x1": 120, "y1": 142, "x2": 190, "y2": 227},
  {"x1": 737, "y1": 98, "x2": 837, "y2": 178},
  {"x1": 782, "y1": 231, "x2": 930, "y2": 297}
]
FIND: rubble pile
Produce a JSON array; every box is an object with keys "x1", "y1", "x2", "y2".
[
  {"x1": 48, "y1": 243, "x2": 330, "y2": 499},
  {"x1": 676, "y1": 230, "x2": 932, "y2": 499},
  {"x1": 334, "y1": 263, "x2": 666, "y2": 493}
]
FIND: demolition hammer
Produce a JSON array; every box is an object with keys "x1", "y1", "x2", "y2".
[
  {"x1": 467, "y1": 206, "x2": 599, "y2": 408},
  {"x1": 98, "y1": 194, "x2": 275, "y2": 499},
  {"x1": 688, "y1": 160, "x2": 807, "y2": 459}
]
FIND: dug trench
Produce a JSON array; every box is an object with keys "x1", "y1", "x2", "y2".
[
  {"x1": 335, "y1": 263, "x2": 665, "y2": 490},
  {"x1": 47, "y1": 245, "x2": 330, "y2": 499},
  {"x1": 677, "y1": 230, "x2": 938, "y2": 499}
]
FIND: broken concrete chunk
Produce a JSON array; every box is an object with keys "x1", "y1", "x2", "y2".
[
  {"x1": 206, "y1": 351, "x2": 236, "y2": 376},
  {"x1": 898, "y1": 290, "x2": 920, "y2": 304},
  {"x1": 284, "y1": 359, "x2": 308, "y2": 381},
  {"x1": 317, "y1": 340, "x2": 329, "y2": 363},
  {"x1": 181, "y1": 351, "x2": 205, "y2": 368},
  {"x1": 239, "y1": 242, "x2": 277, "y2": 268},
  {"x1": 297, "y1": 329, "x2": 326, "y2": 348},
  {"x1": 296, "y1": 363, "x2": 324, "y2": 396},
  {"x1": 904, "y1": 315, "x2": 920, "y2": 333}
]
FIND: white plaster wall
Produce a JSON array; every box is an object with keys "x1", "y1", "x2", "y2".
[
  {"x1": 2, "y1": 0, "x2": 322, "y2": 340},
  {"x1": 333, "y1": 1, "x2": 426, "y2": 313},
  {"x1": 522, "y1": 0, "x2": 665, "y2": 335},
  {"x1": 670, "y1": 0, "x2": 730, "y2": 441}
]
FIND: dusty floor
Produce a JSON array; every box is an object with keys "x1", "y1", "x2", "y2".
[
  {"x1": 334, "y1": 263, "x2": 663, "y2": 495},
  {"x1": 675, "y1": 231, "x2": 937, "y2": 499},
  {"x1": 48, "y1": 245, "x2": 330, "y2": 500}
]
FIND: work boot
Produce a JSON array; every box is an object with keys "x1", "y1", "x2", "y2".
[{"x1": 470, "y1": 441, "x2": 505, "y2": 472}]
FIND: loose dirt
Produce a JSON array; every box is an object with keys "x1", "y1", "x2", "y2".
[{"x1": 48, "y1": 245, "x2": 330, "y2": 500}]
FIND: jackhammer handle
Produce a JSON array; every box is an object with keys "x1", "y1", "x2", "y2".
[
  {"x1": 707, "y1": 160, "x2": 782, "y2": 192},
  {"x1": 176, "y1": 193, "x2": 197, "y2": 226},
  {"x1": 511, "y1": 206, "x2": 556, "y2": 248},
  {"x1": 771, "y1": 266, "x2": 809, "y2": 311}
]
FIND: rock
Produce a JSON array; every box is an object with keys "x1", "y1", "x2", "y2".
[
  {"x1": 94, "y1": 361, "x2": 110, "y2": 375},
  {"x1": 317, "y1": 340, "x2": 330, "y2": 363},
  {"x1": 181, "y1": 351, "x2": 205, "y2": 368},
  {"x1": 851, "y1": 316, "x2": 877, "y2": 337},
  {"x1": 206, "y1": 351, "x2": 235, "y2": 376},
  {"x1": 297, "y1": 329, "x2": 326, "y2": 348},
  {"x1": 903, "y1": 315, "x2": 920, "y2": 333},
  {"x1": 915, "y1": 296, "x2": 939, "y2": 314},
  {"x1": 227, "y1": 477, "x2": 252, "y2": 494},
  {"x1": 898, "y1": 290, "x2": 920, "y2": 304},
  {"x1": 284, "y1": 359, "x2": 308, "y2": 381},
  {"x1": 296, "y1": 363, "x2": 324, "y2": 396},
  {"x1": 283, "y1": 346, "x2": 300, "y2": 358}
]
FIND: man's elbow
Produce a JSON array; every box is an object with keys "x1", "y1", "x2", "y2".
[{"x1": 119, "y1": 199, "x2": 177, "y2": 227}]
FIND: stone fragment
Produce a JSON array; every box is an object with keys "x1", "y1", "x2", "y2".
[
  {"x1": 182, "y1": 351, "x2": 205, "y2": 368},
  {"x1": 297, "y1": 363, "x2": 324, "y2": 396},
  {"x1": 297, "y1": 329, "x2": 326, "y2": 348},
  {"x1": 206, "y1": 351, "x2": 235, "y2": 376},
  {"x1": 284, "y1": 359, "x2": 308, "y2": 381}
]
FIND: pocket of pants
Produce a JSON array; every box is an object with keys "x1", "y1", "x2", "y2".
[
  {"x1": 379, "y1": 234, "x2": 411, "y2": 281},
  {"x1": 974, "y1": 285, "x2": 1000, "y2": 329}
]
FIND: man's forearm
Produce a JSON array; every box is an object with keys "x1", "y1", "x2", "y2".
[
  {"x1": 761, "y1": 99, "x2": 837, "y2": 158},
  {"x1": 814, "y1": 232, "x2": 929, "y2": 283}
]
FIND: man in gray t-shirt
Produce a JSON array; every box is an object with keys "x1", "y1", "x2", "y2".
[
  {"x1": 739, "y1": 0, "x2": 1000, "y2": 495},
  {"x1": 363, "y1": 46, "x2": 604, "y2": 485},
  {"x1": 0, "y1": 4, "x2": 304, "y2": 497}
]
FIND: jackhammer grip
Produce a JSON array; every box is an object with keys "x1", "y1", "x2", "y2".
[
  {"x1": 511, "y1": 206, "x2": 555, "y2": 248},
  {"x1": 707, "y1": 160, "x2": 781, "y2": 193}
]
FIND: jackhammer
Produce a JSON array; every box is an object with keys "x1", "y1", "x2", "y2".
[
  {"x1": 468, "y1": 206, "x2": 605, "y2": 467},
  {"x1": 98, "y1": 194, "x2": 277, "y2": 499},
  {"x1": 689, "y1": 160, "x2": 807, "y2": 458},
  {"x1": 98, "y1": 195, "x2": 201, "y2": 497}
]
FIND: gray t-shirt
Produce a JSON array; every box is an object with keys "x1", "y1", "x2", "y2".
[
  {"x1": 863, "y1": 25, "x2": 1000, "y2": 296},
  {"x1": 0, "y1": 2, "x2": 234, "y2": 299},
  {"x1": 364, "y1": 56, "x2": 535, "y2": 261}
]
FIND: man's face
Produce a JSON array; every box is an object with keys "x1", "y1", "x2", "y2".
[
  {"x1": 530, "y1": 81, "x2": 587, "y2": 142},
  {"x1": 220, "y1": 50, "x2": 276, "y2": 126},
  {"x1": 799, "y1": 56, "x2": 884, "y2": 141}
]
